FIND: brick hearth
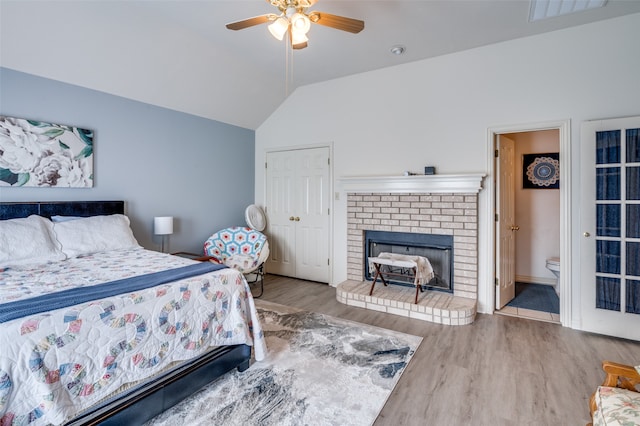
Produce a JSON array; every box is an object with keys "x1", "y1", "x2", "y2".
[
  {"x1": 337, "y1": 280, "x2": 476, "y2": 325},
  {"x1": 338, "y1": 190, "x2": 480, "y2": 325}
]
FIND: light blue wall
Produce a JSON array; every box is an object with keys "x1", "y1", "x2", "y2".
[{"x1": 0, "y1": 67, "x2": 255, "y2": 254}]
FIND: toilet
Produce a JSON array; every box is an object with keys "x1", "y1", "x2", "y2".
[{"x1": 546, "y1": 257, "x2": 560, "y2": 295}]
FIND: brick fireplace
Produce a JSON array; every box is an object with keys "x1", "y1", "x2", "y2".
[{"x1": 336, "y1": 174, "x2": 484, "y2": 325}]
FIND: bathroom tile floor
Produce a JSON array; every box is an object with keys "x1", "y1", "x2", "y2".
[{"x1": 496, "y1": 282, "x2": 560, "y2": 324}]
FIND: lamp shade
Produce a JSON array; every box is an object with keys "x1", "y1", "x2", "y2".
[
  {"x1": 291, "y1": 29, "x2": 308, "y2": 46},
  {"x1": 154, "y1": 216, "x2": 174, "y2": 235},
  {"x1": 268, "y1": 17, "x2": 289, "y2": 41},
  {"x1": 290, "y1": 13, "x2": 310, "y2": 34}
]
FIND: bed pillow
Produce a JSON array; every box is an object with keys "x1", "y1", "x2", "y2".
[
  {"x1": 0, "y1": 215, "x2": 65, "y2": 267},
  {"x1": 53, "y1": 214, "x2": 140, "y2": 258}
]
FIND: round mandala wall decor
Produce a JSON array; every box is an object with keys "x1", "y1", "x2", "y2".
[{"x1": 523, "y1": 153, "x2": 560, "y2": 189}]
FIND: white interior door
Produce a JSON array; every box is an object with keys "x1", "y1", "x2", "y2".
[
  {"x1": 580, "y1": 116, "x2": 640, "y2": 340},
  {"x1": 265, "y1": 147, "x2": 330, "y2": 283},
  {"x1": 295, "y1": 148, "x2": 330, "y2": 282},
  {"x1": 265, "y1": 150, "x2": 295, "y2": 277},
  {"x1": 496, "y1": 135, "x2": 517, "y2": 309}
]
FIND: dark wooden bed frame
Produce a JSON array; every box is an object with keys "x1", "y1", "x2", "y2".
[{"x1": 0, "y1": 201, "x2": 252, "y2": 426}]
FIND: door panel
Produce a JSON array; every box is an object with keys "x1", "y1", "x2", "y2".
[
  {"x1": 580, "y1": 116, "x2": 640, "y2": 340},
  {"x1": 295, "y1": 148, "x2": 329, "y2": 282},
  {"x1": 496, "y1": 135, "x2": 517, "y2": 309},
  {"x1": 266, "y1": 147, "x2": 330, "y2": 283},
  {"x1": 267, "y1": 223, "x2": 294, "y2": 274},
  {"x1": 266, "y1": 151, "x2": 295, "y2": 276}
]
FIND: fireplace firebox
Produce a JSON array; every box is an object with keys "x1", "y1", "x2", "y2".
[{"x1": 364, "y1": 230, "x2": 453, "y2": 293}]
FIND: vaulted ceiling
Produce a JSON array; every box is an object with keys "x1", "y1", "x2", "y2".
[{"x1": 1, "y1": 1, "x2": 639, "y2": 130}]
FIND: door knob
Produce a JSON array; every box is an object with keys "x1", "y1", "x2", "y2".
[
  {"x1": 294, "y1": 217, "x2": 300, "y2": 222},
  {"x1": 289, "y1": 216, "x2": 295, "y2": 221},
  {"x1": 510, "y1": 225, "x2": 520, "y2": 231},
  {"x1": 584, "y1": 232, "x2": 590, "y2": 237}
]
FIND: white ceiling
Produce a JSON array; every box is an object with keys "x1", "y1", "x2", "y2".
[{"x1": 1, "y1": 1, "x2": 640, "y2": 130}]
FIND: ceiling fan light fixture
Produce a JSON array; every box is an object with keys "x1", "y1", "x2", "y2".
[
  {"x1": 227, "y1": 1, "x2": 365, "y2": 51},
  {"x1": 268, "y1": 17, "x2": 289, "y2": 40},
  {"x1": 290, "y1": 12, "x2": 311, "y2": 34},
  {"x1": 291, "y1": 28, "x2": 309, "y2": 45}
]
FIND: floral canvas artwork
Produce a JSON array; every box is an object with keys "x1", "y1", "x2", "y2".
[{"x1": 0, "y1": 116, "x2": 93, "y2": 187}]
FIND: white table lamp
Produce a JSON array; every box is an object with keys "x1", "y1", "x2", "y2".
[{"x1": 154, "y1": 216, "x2": 174, "y2": 253}]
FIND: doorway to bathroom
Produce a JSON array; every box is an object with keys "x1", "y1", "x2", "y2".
[{"x1": 494, "y1": 129, "x2": 561, "y2": 323}]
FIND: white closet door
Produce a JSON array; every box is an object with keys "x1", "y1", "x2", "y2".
[
  {"x1": 580, "y1": 116, "x2": 640, "y2": 340},
  {"x1": 266, "y1": 150, "x2": 296, "y2": 277},
  {"x1": 295, "y1": 148, "x2": 330, "y2": 282},
  {"x1": 266, "y1": 147, "x2": 330, "y2": 283}
]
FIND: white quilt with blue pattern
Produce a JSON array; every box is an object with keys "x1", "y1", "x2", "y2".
[{"x1": 0, "y1": 248, "x2": 266, "y2": 426}]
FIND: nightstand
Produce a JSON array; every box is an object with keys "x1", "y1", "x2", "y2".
[{"x1": 171, "y1": 251, "x2": 214, "y2": 262}]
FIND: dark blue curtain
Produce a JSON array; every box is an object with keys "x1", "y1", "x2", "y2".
[
  {"x1": 596, "y1": 130, "x2": 620, "y2": 164},
  {"x1": 594, "y1": 128, "x2": 640, "y2": 314},
  {"x1": 597, "y1": 277, "x2": 620, "y2": 311},
  {"x1": 627, "y1": 280, "x2": 640, "y2": 314}
]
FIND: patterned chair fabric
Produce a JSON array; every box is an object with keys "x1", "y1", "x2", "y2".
[
  {"x1": 204, "y1": 226, "x2": 269, "y2": 274},
  {"x1": 592, "y1": 386, "x2": 640, "y2": 425}
]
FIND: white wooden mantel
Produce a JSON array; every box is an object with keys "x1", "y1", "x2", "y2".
[{"x1": 338, "y1": 174, "x2": 486, "y2": 194}]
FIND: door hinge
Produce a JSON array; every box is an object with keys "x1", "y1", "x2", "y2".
[
  {"x1": 495, "y1": 213, "x2": 499, "y2": 222},
  {"x1": 265, "y1": 162, "x2": 267, "y2": 169},
  {"x1": 495, "y1": 149, "x2": 499, "y2": 158},
  {"x1": 328, "y1": 208, "x2": 330, "y2": 215},
  {"x1": 495, "y1": 278, "x2": 499, "y2": 286},
  {"x1": 327, "y1": 158, "x2": 330, "y2": 166},
  {"x1": 328, "y1": 259, "x2": 330, "y2": 266}
]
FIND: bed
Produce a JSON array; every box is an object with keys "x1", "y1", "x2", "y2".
[{"x1": 0, "y1": 201, "x2": 267, "y2": 426}]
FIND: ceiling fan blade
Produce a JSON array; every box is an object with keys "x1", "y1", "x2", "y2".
[
  {"x1": 308, "y1": 12, "x2": 364, "y2": 34},
  {"x1": 226, "y1": 14, "x2": 274, "y2": 31},
  {"x1": 293, "y1": 41, "x2": 308, "y2": 50}
]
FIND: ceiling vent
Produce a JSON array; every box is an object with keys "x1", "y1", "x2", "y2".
[{"x1": 529, "y1": 0, "x2": 608, "y2": 22}]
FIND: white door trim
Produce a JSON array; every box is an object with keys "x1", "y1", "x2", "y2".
[
  {"x1": 263, "y1": 142, "x2": 334, "y2": 285},
  {"x1": 484, "y1": 120, "x2": 572, "y2": 326}
]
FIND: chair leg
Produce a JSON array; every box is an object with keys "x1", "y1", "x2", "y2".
[
  {"x1": 370, "y1": 263, "x2": 389, "y2": 296},
  {"x1": 413, "y1": 266, "x2": 419, "y2": 304},
  {"x1": 369, "y1": 267, "x2": 381, "y2": 296},
  {"x1": 252, "y1": 264, "x2": 264, "y2": 298}
]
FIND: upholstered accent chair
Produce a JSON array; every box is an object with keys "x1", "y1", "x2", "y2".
[
  {"x1": 204, "y1": 226, "x2": 269, "y2": 297},
  {"x1": 588, "y1": 361, "x2": 640, "y2": 426}
]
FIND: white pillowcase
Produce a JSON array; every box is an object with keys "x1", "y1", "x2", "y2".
[
  {"x1": 0, "y1": 215, "x2": 65, "y2": 267},
  {"x1": 53, "y1": 214, "x2": 140, "y2": 258}
]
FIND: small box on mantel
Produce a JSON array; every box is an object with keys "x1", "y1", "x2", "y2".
[{"x1": 424, "y1": 166, "x2": 436, "y2": 175}]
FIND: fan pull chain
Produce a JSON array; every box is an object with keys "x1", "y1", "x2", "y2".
[{"x1": 285, "y1": 36, "x2": 293, "y2": 97}]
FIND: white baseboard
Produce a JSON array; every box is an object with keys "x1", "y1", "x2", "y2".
[{"x1": 516, "y1": 275, "x2": 556, "y2": 286}]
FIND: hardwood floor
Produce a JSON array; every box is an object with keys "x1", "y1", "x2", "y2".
[{"x1": 258, "y1": 274, "x2": 640, "y2": 425}]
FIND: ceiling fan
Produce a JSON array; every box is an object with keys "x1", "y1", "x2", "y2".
[{"x1": 226, "y1": 0, "x2": 364, "y2": 50}]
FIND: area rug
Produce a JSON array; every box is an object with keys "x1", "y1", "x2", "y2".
[
  {"x1": 146, "y1": 300, "x2": 422, "y2": 426},
  {"x1": 507, "y1": 282, "x2": 560, "y2": 314}
]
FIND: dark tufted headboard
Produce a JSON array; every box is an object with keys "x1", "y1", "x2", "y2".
[{"x1": 0, "y1": 201, "x2": 125, "y2": 220}]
